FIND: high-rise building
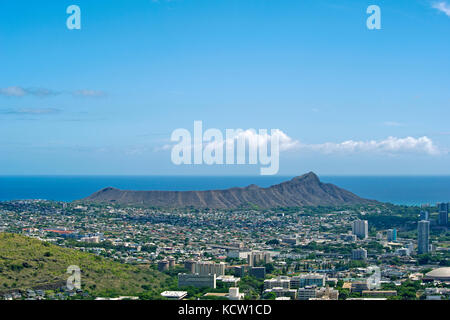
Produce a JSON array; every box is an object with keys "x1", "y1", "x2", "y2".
[
  {"x1": 420, "y1": 210, "x2": 429, "y2": 221},
  {"x1": 234, "y1": 266, "x2": 245, "y2": 278},
  {"x1": 247, "y1": 251, "x2": 272, "y2": 267},
  {"x1": 168, "y1": 256, "x2": 176, "y2": 268},
  {"x1": 352, "y1": 220, "x2": 368, "y2": 239},
  {"x1": 194, "y1": 261, "x2": 226, "y2": 276},
  {"x1": 437, "y1": 203, "x2": 449, "y2": 226},
  {"x1": 352, "y1": 248, "x2": 368, "y2": 260},
  {"x1": 387, "y1": 229, "x2": 397, "y2": 242},
  {"x1": 249, "y1": 267, "x2": 266, "y2": 279},
  {"x1": 407, "y1": 242, "x2": 415, "y2": 255},
  {"x1": 157, "y1": 260, "x2": 169, "y2": 272},
  {"x1": 184, "y1": 260, "x2": 196, "y2": 274},
  {"x1": 418, "y1": 220, "x2": 430, "y2": 254}
]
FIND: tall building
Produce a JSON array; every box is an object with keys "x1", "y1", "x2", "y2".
[
  {"x1": 168, "y1": 257, "x2": 176, "y2": 268},
  {"x1": 247, "y1": 251, "x2": 272, "y2": 267},
  {"x1": 420, "y1": 210, "x2": 429, "y2": 221},
  {"x1": 407, "y1": 242, "x2": 415, "y2": 255},
  {"x1": 418, "y1": 220, "x2": 430, "y2": 254},
  {"x1": 249, "y1": 267, "x2": 266, "y2": 279},
  {"x1": 157, "y1": 260, "x2": 169, "y2": 272},
  {"x1": 351, "y1": 248, "x2": 368, "y2": 261},
  {"x1": 387, "y1": 229, "x2": 397, "y2": 242},
  {"x1": 194, "y1": 261, "x2": 226, "y2": 276},
  {"x1": 352, "y1": 220, "x2": 368, "y2": 239},
  {"x1": 234, "y1": 266, "x2": 245, "y2": 278},
  {"x1": 437, "y1": 203, "x2": 449, "y2": 226},
  {"x1": 184, "y1": 260, "x2": 196, "y2": 274}
]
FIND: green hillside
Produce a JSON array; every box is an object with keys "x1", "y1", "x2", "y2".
[{"x1": 0, "y1": 233, "x2": 169, "y2": 298}]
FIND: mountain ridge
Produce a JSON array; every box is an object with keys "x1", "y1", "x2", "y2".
[{"x1": 82, "y1": 172, "x2": 377, "y2": 208}]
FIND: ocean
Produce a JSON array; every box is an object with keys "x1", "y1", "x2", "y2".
[{"x1": 0, "y1": 175, "x2": 449, "y2": 206}]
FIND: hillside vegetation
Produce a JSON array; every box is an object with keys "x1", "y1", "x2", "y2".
[{"x1": 0, "y1": 233, "x2": 169, "y2": 297}]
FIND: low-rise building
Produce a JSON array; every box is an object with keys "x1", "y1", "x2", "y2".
[
  {"x1": 351, "y1": 281, "x2": 370, "y2": 293},
  {"x1": 264, "y1": 287, "x2": 297, "y2": 300},
  {"x1": 217, "y1": 275, "x2": 240, "y2": 287},
  {"x1": 160, "y1": 291, "x2": 188, "y2": 300},
  {"x1": 178, "y1": 273, "x2": 216, "y2": 289},
  {"x1": 291, "y1": 273, "x2": 326, "y2": 289},
  {"x1": 362, "y1": 290, "x2": 397, "y2": 297},
  {"x1": 264, "y1": 276, "x2": 290, "y2": 290}
]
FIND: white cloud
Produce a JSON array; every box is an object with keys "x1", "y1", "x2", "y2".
[
  {"x1": 432, "y1": 1, "x2": 450, "y2": 17},
  {"x1": 220, "y1": 134, "x2": 441, "y2": 156},
  {"x1": 383, "y1": 121, "x2": 405, "y2": 127},
  {"x1": 154, "y1": 144, "x2": 173, "y2": 152},
  {"x1": 0, "y1": 108, "x2": 61, "y2": 115},
  {"x1": 159, "y1": 128, "x2": 442, "y2": 156},
  {"x1": 302, "y1": 136, "x2": 440, "y2": 156},
  {"x1": 0, "y1": 86, "x2": 105, "y2": 98},
  {"x1": 160, "y1": 129, "x2": 300, "y2": 153},
  {"x1": 0, "y1": 86, "x2": 59, "y2": 97},
  {"x1": 0, "y1": 86, "x2": 28, "y2": 97},
  {"x1": 72, "y1": 90, "x2": 106, "y2": 97},
  {"x1": 227, "y1": 129, "x2": 300, "y2": 152}
]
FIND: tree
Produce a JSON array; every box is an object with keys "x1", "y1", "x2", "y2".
[
  {"x1": 264, "y1": 263, "x2": 275, "y2": 274},
  {"x1": 266, "y1": 239, "x2": 280, "y2": 246},
  {"x1": 263, "y1": 292, "x2": 277, "y2": 300}
]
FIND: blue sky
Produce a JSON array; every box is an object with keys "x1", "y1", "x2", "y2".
[{"x1": 0, "y1": 0, "x2": 449, "y2": 175}]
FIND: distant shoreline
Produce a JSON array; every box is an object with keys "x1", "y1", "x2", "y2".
[{"x1": 1, "y1": 175, "x2": 450, "y2": 206}]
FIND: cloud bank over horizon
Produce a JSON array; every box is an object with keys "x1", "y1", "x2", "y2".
[
  {"x1": 300, "y1": 136, "x2": 441, "y2": 156},
  {"x1": 160, "y1": 130, "x2": 442, "y2": 157},
  {"x1": 0, "y1": 86, "x2": 106, "y2": 98}
]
